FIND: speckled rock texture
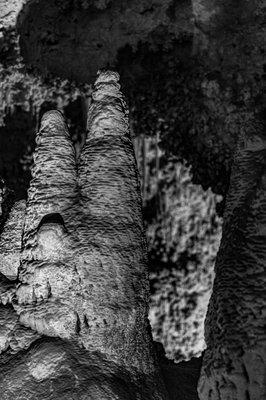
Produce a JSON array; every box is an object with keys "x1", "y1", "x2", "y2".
[
  {"x1": 198, "y1": 128, "x2": 266, "y2": 398},
  {"x1": 147, "y1": 161, "x2": 222, "y2": 361},
  {"x1": 0, "y1": 71, "x2": 170, "y2": 400},
  {"x1": 0, "y1": 200, "x2": 26, "y2": 280}
]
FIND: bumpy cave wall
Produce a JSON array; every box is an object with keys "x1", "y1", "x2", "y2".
[
  {"x1": 1, "y1": 0, "x2": 264, "y2": 197},
  {"x1": 0, "y1": 0, "x2": 264, "y2": 365}
]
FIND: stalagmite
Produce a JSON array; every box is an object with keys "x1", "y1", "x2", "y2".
[
  {"x1": 77, "y1": 70, "x2": 167, "y2": 396},
  {"x1": 15, "y1": 109, "x2": 78, "y2": 339},
  {"x1": 198, "y1": 131, "x2": 266, "y2": 399},
  {"x1": 78, "y1": 71, "x2": 149, "y2": 358},
  {"x1": 0, "y1": 71, "x2": 169, "y2": 400}
]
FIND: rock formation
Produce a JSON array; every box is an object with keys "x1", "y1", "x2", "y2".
[
  {"x1": 0, "y1": 67, "x2": 265, "y2": 400},
  {"x1": 198, "y1": 128, "x2": 266, "y2": 399},
  {"x1": 192, "y1": 1, "x2": 266, "y2": 398},
  {"x1": 0, "y1": 0, "x2": 265, "y2": 398},
  {"x1": 0, "y1": 71, "x2": 170, "y2": 400}
]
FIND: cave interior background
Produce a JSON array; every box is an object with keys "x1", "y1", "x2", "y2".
[{"x1": 1, "y1": 0, "x2": 264, "y2": 363}]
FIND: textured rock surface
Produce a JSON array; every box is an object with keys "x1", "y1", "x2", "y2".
[
  {"x1": 198, "y1": 126, "x2": 266, "y2": 397},
  {"x1": 15, "y1": 109, "x2": 78, "y2": 339},
  {"x1": 193, "y1": 1, "x2": 266, "y2": 398},
  {"x1": 0, "y1": 71, "x2": 169, "y2": 400},
  {"x1": 147, "y1": 160, "x2": 222, "y2": 361},
  {"x1": 0, "y1": 338, "x2": 161, "y2": 400},
  {"x1": 0, "y1": 200, "x2": 26, "y2": 280},
  {"x1": 0, "y1": 0, "x2": 265, "y2": 397}
]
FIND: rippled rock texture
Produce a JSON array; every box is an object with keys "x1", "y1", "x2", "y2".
[
  {"x1": 0, "y1": 71, "x2": 169, "y2": 400},
  {"x1": 198, "y1": 125, "x2": 266, "y2": 398},
  {"x1": 0, "y1": 0, "x2": 265, "y2": 398}
]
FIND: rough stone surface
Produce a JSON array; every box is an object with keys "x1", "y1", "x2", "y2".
[
  {"x1": 147, "y1": 161, "x2": 222, "y2": 361},
  {"x1": 192, "y1": 2, "x2": 266, "y2": 398},
  {"x1": 15, "y1": 109, "x2": 78, "y2": 340},
  {"x1": 0, "y1": 338, "x2": 162, "y2": 400},
  {"x1": 0, "y1": 0, "x2": 265, "y2": 397},
  {"x1": 0, "y1": 200, "x2": 26, "y2": 280},
  {"x1": 0, "y1": 71, "x2": 169, "y2": 400},
  {"x1": 198, "y1": 128, "x2": 266, "y2": 398}
]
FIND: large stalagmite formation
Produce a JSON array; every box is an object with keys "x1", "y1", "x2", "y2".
[
  {"x1": 0, "y1": 69, "x2": 265, "y2": 400},
  {"x1": 15, "y1": 109, "x2": 78, "y2": 339},
  {"x1": 198, "y1": 130, "x2": 266, "y2": 398},
  {"x1": 192, "y1": 1, "x2": 266, "y2": 398},
  {"x1": 0, "y1": 71, "x2": 169, "y2": 400},
  {"x1": 0, "y1": 0, "x2": 265, "y2": 397}
]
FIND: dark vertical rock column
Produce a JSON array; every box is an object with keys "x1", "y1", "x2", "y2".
[
  {"x1": 193, "y1": 1, "x2": 266, "y2": 399},
  {"x1": 192, "y1": 0, "x2": 265, "y2": 191},
  {"x1": 198, "y1": 130, "x2": 266, "y2": 400}
]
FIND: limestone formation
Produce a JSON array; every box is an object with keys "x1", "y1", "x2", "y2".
[
  {"x1": 15, "y1": 109, "x2": 78, "y2": 339},
  {"x1": 0, "y1": 71, "x2": 169, "y2": 400},
  {"x1": 198, "y1": 131, "x2": 266, "y2": 399},
  {"x1": 0, "y1": 200, "x2": 26, "y2": 280},
  {"x1": 192, "y1": 1, "x2": 266, "y2": 398}
]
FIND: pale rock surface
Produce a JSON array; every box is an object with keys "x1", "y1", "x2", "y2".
[
  {"x1": 0, "y1": 200, "x2": 26, "y2": 280},
  {"x1": 0, "y1": 71, "x2": 169, "y2": 400}
]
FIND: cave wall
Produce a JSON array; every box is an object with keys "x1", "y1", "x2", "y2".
[
  {"x1": 0, "y1": 0, "x2": 264, "y2": 370},
  {"x1": 1, "y1": 0, "x2": 264, "y2": 197}
]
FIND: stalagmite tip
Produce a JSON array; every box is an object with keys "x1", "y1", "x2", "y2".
[
  {"x1": 39, "y1": 110, "x2": 69, "y2": 138},
  {"x1": 95, "y1": 70, "x2": 120, "y2": 85}
]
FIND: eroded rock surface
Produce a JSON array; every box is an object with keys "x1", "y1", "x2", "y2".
[
  {"x1": 0, "y1": 71, "x2": 169, "y2": 400},
  {"x1": 194, "y1": 2, "x2": 266, "y2": 397},
  {"x1": 198, "y1": 130, "x2": 266, "y2": 398},
  {"x1": 0, "y1": 200, "x2": 26, "y2": 280}
]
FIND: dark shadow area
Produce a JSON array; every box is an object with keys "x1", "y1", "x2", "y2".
[
  {"x1": 0, "y1": 108, "x2": 36, "y2": 199},
  {"x1": 17, "y1": 0, "x2": 192, "y2": 83},
  {"x1": 117, "y1": 40, "x2": 232, "y2": 199},
  {"x1": 37, "y1": 213, "x2": 66, "y2": 230}
]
